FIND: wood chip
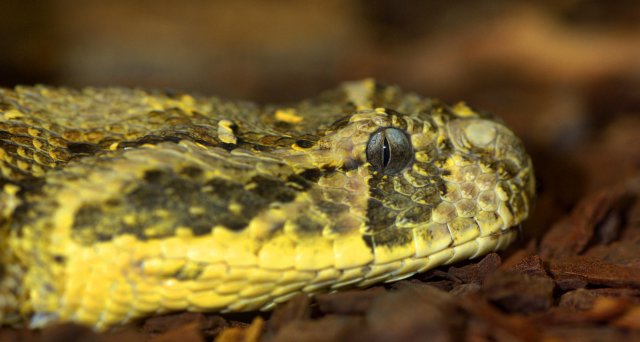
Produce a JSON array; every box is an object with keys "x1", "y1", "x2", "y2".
[
  {"x1": 315, "y1": 287, "x2": 385, "y2": 315},
  {"x1": 484, "y1": 271, "x2": 555, "y2": 313},
  {"x1": 547, "y1": 256, "x2": 640, "y2": 290},
  {"x1": 539, "y1": 187, "x2": 631, "y2": 259},
  {"x1": 265, "y1": 294, "x2": 311, "y2": 335},
  {"x1": 447, "y1": 253, "x2": 501, "y2": 284}
]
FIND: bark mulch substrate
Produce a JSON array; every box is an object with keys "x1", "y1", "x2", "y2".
[
  {"x1": 2, "y1": 178, "x2": 639, "y2": 341},
  {"x1": 2, "y1": 1, "x2": 640, "y2": 341}
]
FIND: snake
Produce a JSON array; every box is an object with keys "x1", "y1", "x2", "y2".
[{"x1": 0, "y1": 79, "x2": 535, "y2": 331}]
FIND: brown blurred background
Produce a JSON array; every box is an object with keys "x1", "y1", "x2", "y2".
[{"x1": 1, "y1": 0, "x2": 639, "y2": 236}]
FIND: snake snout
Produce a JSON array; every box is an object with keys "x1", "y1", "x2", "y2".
[{"x1": 448, "y1": 118, "x2": 529, "y2": 171}]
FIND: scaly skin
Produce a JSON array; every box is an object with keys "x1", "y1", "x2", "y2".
[{"x1": 0, "y1": 79, "x2": 535, "y2": 330}]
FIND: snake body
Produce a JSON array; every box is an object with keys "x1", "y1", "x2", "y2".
[{"x1": 0, "y1": 79, "x2": 534, "y2": 330}]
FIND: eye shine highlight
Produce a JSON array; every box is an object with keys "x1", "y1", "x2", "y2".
[{"x1": 366, "y1": 127, "x2": 413, "y2": 174}]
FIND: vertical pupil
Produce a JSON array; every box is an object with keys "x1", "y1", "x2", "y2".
[{"x1": 382, "y1": 136, "x2": 390, "y2": 167}]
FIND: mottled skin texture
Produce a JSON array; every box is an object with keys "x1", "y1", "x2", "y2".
[{"x1": 0, "y1": 79, "x2": 535, "y2": 330}]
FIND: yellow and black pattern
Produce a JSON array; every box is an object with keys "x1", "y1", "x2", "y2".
[{"x1": 0, "y1": 79, "x2": 535, "y2": 330}]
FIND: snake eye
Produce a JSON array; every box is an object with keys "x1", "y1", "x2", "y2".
[{"x1": 366, "y1": 127, "x2": 413, "y2": 174}]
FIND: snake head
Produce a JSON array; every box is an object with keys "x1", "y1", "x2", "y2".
[{"x1": 304, "y1": 105, "x2": 535, "y2": 268}]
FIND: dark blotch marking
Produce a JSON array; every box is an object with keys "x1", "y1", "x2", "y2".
[
  {"x1": 382, "y1": 108, "x2": 401, "y2": 117},
  {"x1": 67, "y1": 142, "x2": 99, "y2": 155},
  {"x1": 372, "y1": 228, "x2": 414, "y2": 249},
  {"x1": 435, "y1": 179, "x2": 447, "y2": 197},
  {"x1": 252, "y1": 144, "x2": 275, "y2": 152},
  {"x1": 174, "y1": 266, "x2": 204, "y2": 281},
  {"x1": 492, "y1": 160, "x2": 518, "y2": 179},
  {"x1": 70, "y1": 204, "x2": 96, "y2": 224},
  {"x1": 414, "y1": 162, "x2": 440, "y2": 176},
  {"x1": 117, "y1": 134, "x2": 185, "y2": 149},
  {"x1": 328, "y1": 115, "x2": 352, "y2": 132},
  {"x1": 298, "y1": 168, "x2": 322, "y2": 183},
  {"x1": 249, "y1": 175, "x2": 297, "y2": 203},
  {"x1": 413, "y1": 185, "x2": 440, "y2": 205},
  {"x1": 367, "y1": 173, "x2": 390, "y2": 200},
  {"x1": 363, "y1": 169, "x2": 417, "y2": 249},
  {"x1": 369, "y1": 187, "x2": 385, "y2": 201},
  {"x1": 180, "y1": 166, "x2": 203, "y2": 178},
  {"x1": 0, "y1": 130, "x2": 14, "y2": 140},
  {"x1": 295, "y1": 140, "x2": 314, "y2": 148},
  {"x1": 143, "y1": 169, "x2": 164, "y2": 183},
  {"x1": 398, "y1": 205, "x2": 432, "y2": 225},
  {"x1": 136, "y1": 135, "x2": 181, "y2": 145},
  {"x1": 365, "y1": 198, "x2": 398, "y2": 233},
  {"x1": 71, "y1": 170, "x2": 302, "y2": 244},
  {"x1": 7, "y1": 180, "x2": 46, "y2": 238},
  {"x1": 321, "y1": 165, "x2": 337, "y2": 173},
  {"x1": 438, "y1": 139, "x2": 455, "y2": 155},
  {"x1": 362, "y1": 234, "x2": 374, "y2": 251},
  {"x1": 273, "y1": 121, "x2": 293, "y2": 130},
  {"x1": 53, "y1": 255, "x2": 66, "y2": 264},
  {"x1": 219, "y1": 142, "x2": 237, "y2": 151},
  {"x1": 72, "y1": 204, "x2": 116, "y2": 242},
  {"x1": 362, "y1": 228, "x2": 414, "y2": 250},
  {"x1": 292, "y1": 216, "x2": 324, "y2": 235},
  {"x1": 383, "y1": 193, "x2": 414, "y2": 210},
  {"x1": 317, "y1": 200, "x2": 349, "y2": 216},
  {"x1": 341, "y1": 158, "x2": 363, "y2": 172},
  {"x1": 104, "y1": 198, "x2": 121, "y2": 207},
  {"x1": 286, "y1": 174, "x2": 313, "y2": 191}
]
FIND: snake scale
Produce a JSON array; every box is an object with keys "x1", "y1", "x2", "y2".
[{"x1": 0, "y1": 79, "x2": 534, "y2": 331}]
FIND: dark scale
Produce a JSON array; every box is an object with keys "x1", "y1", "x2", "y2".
[
  {"x1": 381, "y1": 194, "x2": 414, "y2": 211},
  {"x1": 392, "y1": 176, "x2": 417, "y2": 196},
  {"x1": 411, "y1": 184, "x2": 441, "y2": 205},
  {"x1": 291, "y1": 216, "x2": 324, "y2": 236},
  {"x1": 365, "y1": 226, "x2": 415, "y2": 250},
  {"x1": 296, "y1": 168, "x2": 323, "y2": 183},
  {"x1": 315, "y1": 200, "x2": 350, "y2": 217},
  {"x1": 397, "y1": 205, "x2": 433, "y2": 227},
  {"x1": 365, "y1": 198, "x2": 398, "y2": 233}
]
